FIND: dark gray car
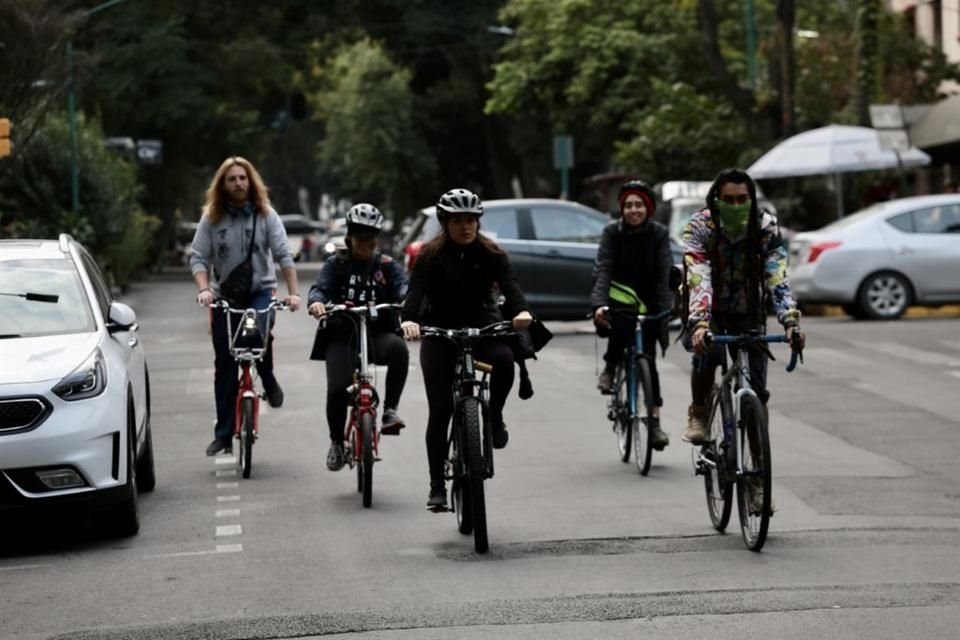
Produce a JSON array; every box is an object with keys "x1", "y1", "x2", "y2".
[{"x1": 398, "y1": 198, "x2": 679, "y2": 321}]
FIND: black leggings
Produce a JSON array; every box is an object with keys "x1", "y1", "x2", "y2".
[
  {"x1": 420, "y1": 337, "x2": 514, "y2": 486},
  {"x1": 325, "y1": 331, "x2": 409, "y2": 442}
]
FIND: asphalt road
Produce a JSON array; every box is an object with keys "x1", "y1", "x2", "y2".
[{"x1": 2, "y1": 270, "x2": 959, "y2": 640}]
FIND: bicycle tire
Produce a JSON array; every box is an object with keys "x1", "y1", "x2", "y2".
[
  {"x1": 703, "y1": 386, "x2": 733, "y2": 531},
  {"x1": 613, "y1": 362, "x2": 631, "y2": 463},
  {"x1": 462, "y1": 397, "x2": 488, "y2": 553},
  {"x1": 736, "y1": 393, "x2": 771, "y2": 551},
  {"x1": 240, "y1": 397, "x2": 254, "y2": 479},
  {"x1": 451, "y1": 420, "x2": 473, "y2": 534},
  {"x1": 361, "y1": 412, "x2": 375, "y2": 508},
  {"x1": 633, "y1": 357, "x2": 654, "y2": 476}
]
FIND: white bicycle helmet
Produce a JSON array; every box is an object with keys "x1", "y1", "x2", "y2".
[
  {"x1": 345, "y1": 203, "x2": 384, "y2": 231},
  {"x1": 436, "y1": 188, "x2": 483, "y2": 222}
]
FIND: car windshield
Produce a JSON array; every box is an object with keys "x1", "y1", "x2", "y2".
[{"x1": 0, "y1": 259, "x2": 95, "y2": 337}]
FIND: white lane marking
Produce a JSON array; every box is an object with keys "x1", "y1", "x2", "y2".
[
  {"x1": 214, "y1": 456, "x2": 237, "y2": 466},
  {"x1": 217, "y1": 495, "x2": 241, "y2": 502},
  {"x1": 216, "y1": 524, "x2": 242, "y2": 537},
  {"x1": 0, "y1": 564, "x2": 49, "y2": 571},
  {"x1": 145, "y1": 545, "x2": 243, "y2": 559},
  {"x1": 216, "y1": 509, "x2": 240, "y2": 518},
  {"x1": 948, "y1": 371, "x2": 960, "y2": 380},
  {"x1": 217, "y1": 482, "x2": 239, "y2": 490},
  {"x1": 216, "y1": 469, "x2": 237, "y2": 477}
]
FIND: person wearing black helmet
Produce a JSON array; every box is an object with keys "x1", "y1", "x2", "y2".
[
  {"x1": 401, "y1": 188, "x2": 533, "y2": 510},
  {"x1": 307, "y1": 203, "x2": 410, "y2": 472},
  {"x1": 590, "y1": 179, "x2": 673, "y2": 450}
]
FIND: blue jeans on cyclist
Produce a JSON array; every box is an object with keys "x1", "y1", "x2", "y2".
[
  {"x1": 208, "y1": 288, "x2": 280, "y2": 454},
  {"x1": 683, "y1": 314, "x2": 770, "y2": 445}
]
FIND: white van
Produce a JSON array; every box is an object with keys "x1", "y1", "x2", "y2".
[{"x1": 654, "y1": 181, "x2": 777, "y2": 243}]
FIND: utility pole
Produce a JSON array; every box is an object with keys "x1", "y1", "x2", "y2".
[
  {"x1": 854, "y1": 0, "x2": 880, "y2": 127},
  {"x1": 67, "y1": 0, "x2": 133, "y2": 212},
  {"x1": 744, "y1": 0, "x2": 758, "y2": 88}
]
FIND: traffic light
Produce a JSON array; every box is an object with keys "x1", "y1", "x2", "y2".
[{"x1": 0, "y1": 118, "x2": 11, "y2": 158}]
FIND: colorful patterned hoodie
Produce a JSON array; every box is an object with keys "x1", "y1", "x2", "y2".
[{"x1": 682, "y1": 207, "x2": 800, "y2": 331}]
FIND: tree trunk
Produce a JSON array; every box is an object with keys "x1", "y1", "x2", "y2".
[
  {"x1": 855, "y1": 0, "x2": 880, "y2": 127},
  {"x1": 696, "y1": 0, "x2": 755, "y2": 127},
  {"x1": 776, "y1": 0, "x2": 796, "y2": 136}
]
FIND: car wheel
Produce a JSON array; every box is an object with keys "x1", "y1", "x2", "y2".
[
  {"x1": 136, "y1": 367, "x2": 156, "y2": 492},
  {"x1": 857, "y1": 271, "x2": 911, "y2": 320},
  {"x1": 103, "y1": 396, "x2": 140, "y2": 537}
]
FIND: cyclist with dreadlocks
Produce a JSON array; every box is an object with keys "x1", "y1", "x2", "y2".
[
  {"x1": 681, "y1": 168, "x2": 805, "y2": 446},
  {"x1": 591, "y1": 179, "x2": 673, "y2": 451}
]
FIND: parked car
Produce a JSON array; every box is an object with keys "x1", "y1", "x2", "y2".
[
  {"x1": 279, "y1": 214, "x2": 326, "y2": 262},
  {"x1": 789, "y1": 194, "x2": 960, "y2": 319},
  {"x1": 398, "y1": 198, "x2": 680, "y2": 320},
  {"x1": 0, "y1": 234, "x2": 155, "y2": 536}
]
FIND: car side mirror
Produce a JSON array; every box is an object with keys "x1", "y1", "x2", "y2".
[{"x1": 107, "y1": 301, "x2": 138, "y2": 333}]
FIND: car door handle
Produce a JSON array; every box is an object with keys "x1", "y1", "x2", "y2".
[{"x1": 896, "y1": 246, "x2": 915, "y2": 255}]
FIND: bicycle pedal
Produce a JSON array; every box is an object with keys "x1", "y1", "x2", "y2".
[{"x1": 426, "y1": 504, "x2": 449, "y2": 513}]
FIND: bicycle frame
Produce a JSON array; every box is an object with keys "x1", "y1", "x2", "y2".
[{"x1": 614, "y1": 310, "x2": 670, "y2": 419}]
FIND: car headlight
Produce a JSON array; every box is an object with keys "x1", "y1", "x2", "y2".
[{"x1": 53, "y1": 348, "x2": 107, "y2": 401}]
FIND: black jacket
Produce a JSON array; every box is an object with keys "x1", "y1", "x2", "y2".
[
  {"x1": 401, "y1": 239, "x2": 529, "y2": 329},
  {"x1": 590, "y1": 219, "x2": 673, "y2": 313}
]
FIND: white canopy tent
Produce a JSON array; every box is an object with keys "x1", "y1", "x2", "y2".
[{"x1": 747, "y1": 125, "x2": 931, "y2": 217}]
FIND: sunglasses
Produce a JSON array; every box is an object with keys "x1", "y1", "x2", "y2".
[{"x1": 718, "y1": 194, "x2": 751, "y2": 205}]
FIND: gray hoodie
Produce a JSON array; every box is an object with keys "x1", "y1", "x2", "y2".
[{"x1": 189, "y1": 204, "x2": 295, "y2": 296}]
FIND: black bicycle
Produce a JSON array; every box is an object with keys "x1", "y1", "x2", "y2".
[
  {"x1": 603, "y1": 308, "x2": 671, "y2": 476},
  {"x1": 421, "y1": 320, "x2": 515, "y2": 554},
  {"x1": 692, "y1": 330, "x2": 803, "y2": 551}
]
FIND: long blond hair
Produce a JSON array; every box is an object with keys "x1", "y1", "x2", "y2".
[{"x1": 202, "y1": 156, "x2": 272, "y2": 224}]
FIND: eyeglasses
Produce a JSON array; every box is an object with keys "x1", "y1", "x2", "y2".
[{"x1": 718, "y1": 194, "x2": 751, "y2": 205}]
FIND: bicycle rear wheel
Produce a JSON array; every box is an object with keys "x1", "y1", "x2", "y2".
[
  {"x1": 737, "y1": 393, "x2": 771, "y2": 551},
  {"x1": 450, "y1": 417, "x2": 473, "y2": 533},
  {"x1": 461, "y1": 397, "x2": 488, "y2": 553},
  {"x1": 702, "y1": 386, "x2": 733, "y2": 531},
  {"x1": 360, "y1": 413, "x2": 375, "y2": 508},
  {"x1": 632, "y1": 357, "x2": 654, "y2": 476},
  {"x1": 240, "y1": 397, "x2": 254, "y2": 479},
  {"x1": 612, "y1": 362, "x2": 631, "y2": 463}
]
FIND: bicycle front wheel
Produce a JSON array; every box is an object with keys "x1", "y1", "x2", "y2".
[
  {"x1": 360, "y1": 412, "x2": 375, "y2": 508},
  {"x1": 612, "y1": 363, "x2": 631, "y2": 463},
  {"x1": 737, "y1": 393, "x2": 772, "y2": 551},
  {"x1": 702, "y1": 386, "x2": 733, "y2": 531},
  {"x1": 632, "y1": 357, "x2": 654, "y2": 476},
  {"x1": 461, "y1": 397, "x2": 488, "y2": 554},
  {"x1": 240, "y1": 397, "x2": 254, "y2": 479}
]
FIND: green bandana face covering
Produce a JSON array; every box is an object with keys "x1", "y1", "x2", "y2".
[{"x1": 716, "y1": 200, "x2": 752, "y2": 235}]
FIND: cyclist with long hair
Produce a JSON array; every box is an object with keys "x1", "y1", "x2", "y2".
[
  {"x1": 591, "y1": 179, "x2": 673, "y2": 450},
  {"x1": 400, "y1": 188, "x2": 532, "y2": 509},
  {"x1": 307, "y1": 204, "x2": 410, "y2": 471},
  {"x1": 191, "y1": 156, "x2": 301, "y2": 457}
]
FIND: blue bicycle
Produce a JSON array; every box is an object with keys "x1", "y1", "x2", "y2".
[{"x1": 604, "y1": 309, "x2": 671, "y2": 476}]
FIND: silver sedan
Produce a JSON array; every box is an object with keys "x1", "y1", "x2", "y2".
[{"x1": 789, "y1": 194, "x2": 960, "y2": 319}]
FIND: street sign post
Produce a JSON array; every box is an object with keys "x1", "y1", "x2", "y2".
[{"x1": 552, "y1": 135, "x2": 574, "y2": 199}]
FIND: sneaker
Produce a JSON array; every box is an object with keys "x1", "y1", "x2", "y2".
[
  {"x1": 381, "y1": 408, "x2": 405, "y2": 436},
  {"x1": 265, "y1": 382, "x2": 284, "y2": 409},
  {"x1": 426, "y1": 483, "x2": 447, "y2": 510},
  {"x1": 492, "y1": 422, "x2": 509, "y2": 449},
  {"x1": 682, "y1": 403, "x2": 708, "y2": 444},
  {"x1": 647, "y1": 417, "x2": 670, "y2": 451},
  {"x1": 205, "y1": 438, "x2": 232, "y2": 456},
  {"x1": 326, "y1": 441, "x2": 345, "y2": 471},
  {"x1": 597, "y1": 368, "x2": 614, "y2": 394}
]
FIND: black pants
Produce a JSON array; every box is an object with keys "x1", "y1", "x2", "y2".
[
  {"x1": 325, "y1": 331, "x2": 409, "y2": 442},
  {"x1": 210, "y1": 289, "x2": 277, "y2": 441},
  {"x1": 603, "y1": 312, "x2": 663, "y2": 407},
  {"x1": 688, "y1": 314, "x2": 770, "y2": 406},
  {"x1": 420, "y1": 337, "x2": 514, "y2": 487}
]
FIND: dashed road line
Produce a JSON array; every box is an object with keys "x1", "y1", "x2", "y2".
[
  {"x1": 217, "y1": 495, "x2": 241, "y2": 502},
  {"x1": 216, "y1": 469, "x2": 237, "y2": 477},
  {"x1": 0, "y1": 563, "x2": 49, "y2": 571},
  {"x1": 216, "y1": 481, "x2": 239, "y2": 490},
  {"x1": 145, "y1": 545, "x2": 242, "y2": 559},
  {"x1": 216, "y1": 508, "x2": 240, "y2": 518},
  {"x1": 216, "y1": 524, "x2": 242, "y2": 537}
]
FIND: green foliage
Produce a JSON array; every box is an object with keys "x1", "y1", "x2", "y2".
[
  {"x1": 312, "y1": 39, "x2": 436, "y2": 217},
  {"x1": 614, "y1": 80, "x2": 748, "y2": 183}
]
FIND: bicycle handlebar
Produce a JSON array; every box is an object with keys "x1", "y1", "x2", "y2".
[
  {"x1": 211, "y1": 298, "x2": 290, "y2": 313},
  {"x1": 705, "y1": 331, "x2": 804, "y2": 372},
  {"x1": 324, "y1": 302, "x2": 402, "y2": 315},
  {"x1": 420, "y1": 321, "x2": 515, "y2": 339}
]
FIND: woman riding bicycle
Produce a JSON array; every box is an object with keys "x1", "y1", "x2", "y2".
[
  {"x1": 591, "y1": 179, "x2": 673, "y2": 450},
  {"x1": 307, "y1": 204, "x2": 410, "y2": 472},
  {"x1": 400, "y1": 188, "x2": 532, "y2": 509}
]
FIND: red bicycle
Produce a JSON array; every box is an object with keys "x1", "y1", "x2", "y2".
[
  {"x1": 213, "y1": 298, "x2": 289, "y2": 478},
  {"x1": 323, "y1": 302, "x2": 401, "y2": 507}
]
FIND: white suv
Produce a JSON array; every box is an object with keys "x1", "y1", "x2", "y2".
[{"x1": 0, "y1": 234, "x2": 155, "y2": 536}]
